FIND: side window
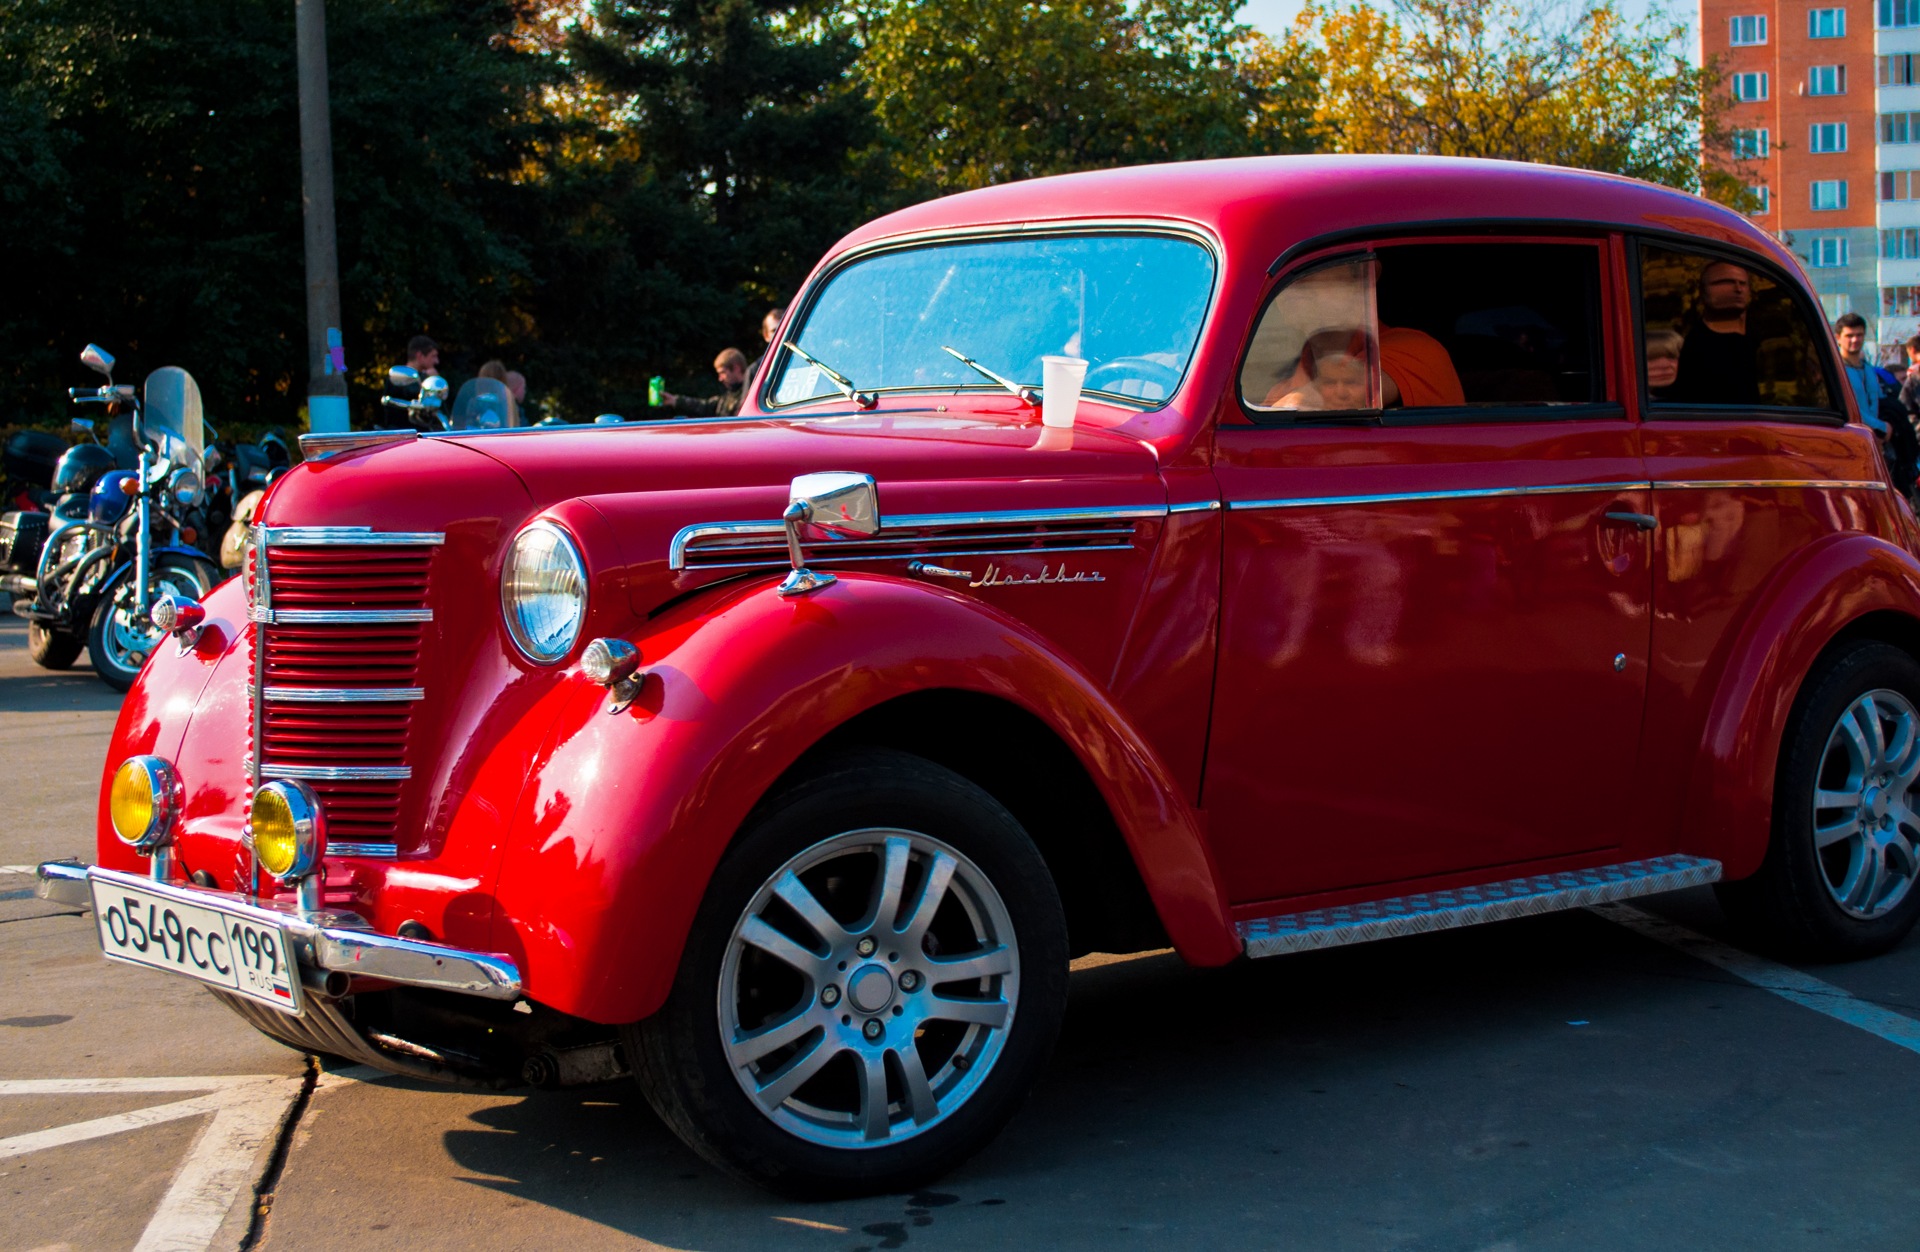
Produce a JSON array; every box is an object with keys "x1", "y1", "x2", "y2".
[
  {"x1": 1638, "y1": 244, "x2": 1835, "y2": 411},
  {"x1": 1239, "y1": 242, "x2": 1606, "y2": 419}
]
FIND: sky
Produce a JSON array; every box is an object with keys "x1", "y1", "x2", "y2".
[{"x1": 1238, "y1": 0, "x2": 1690, "y2": 45}]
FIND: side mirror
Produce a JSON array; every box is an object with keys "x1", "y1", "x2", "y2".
[
  {"x1": 419, "y1": 375, "x2": 449, "y2": 407},
  {"x1": 80, "y1": 344, "x2": 115, "y2": 380},
  {"x1": 71, "y1": 417, "x2": 95, "y2": 434},
  {"x1": 387, "y1": 364, "x2": 419, "y2": 390},
  {"x1": 778, "y1": 471, "x2": 879, "y2": 596}
]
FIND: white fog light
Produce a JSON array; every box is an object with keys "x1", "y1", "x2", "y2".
[{"x1": 502, "y1": 520, "x2": 587, "y2": 663}]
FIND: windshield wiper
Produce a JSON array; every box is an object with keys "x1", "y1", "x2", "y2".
[
  {"x1": 781, "y1": 340, "x2": 877, "y2": 410},
  {"x1": 941, "y1": 345, "x2": 1039, "y2": 406}
]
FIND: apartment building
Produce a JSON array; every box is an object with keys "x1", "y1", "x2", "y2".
[{"x1": 1705, "y1": 0, "x2": 1920, "y2": 359}]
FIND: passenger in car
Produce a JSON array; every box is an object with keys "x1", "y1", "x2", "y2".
[
  {"x1": 1669, "y1": 261, "x2": 1760, "y2": 406},
  {"x1": 1264, "y1": 328, "x2": 1374, "y2": 410},
  {"x1": 1646, "y1": 329, "x2": 1683, "y2": 396},
  {"x1": 1378, "y1": 325, "x2": 1464, "y2": 407}
]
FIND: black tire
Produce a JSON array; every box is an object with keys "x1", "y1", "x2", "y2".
[
  {"x1": 25, "y1": 620, "x2": 84, "y2": 670},
  {"x1": 626, "y1": 747, "x2": 1069, "y2": 1197},
  {"x1": 1717, "y1": 640, "x2": 1920, "y2": 959},
  {"x1": 86, "y1": 554, "x2": 214, "y2": 692}
]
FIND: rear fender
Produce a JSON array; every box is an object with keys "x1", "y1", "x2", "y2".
[
  {"x1": 1683, "y1": 533, "x2": 1920, "y2": 878},
  {"x1": 491, "y1": 572, "x2": 1238, "y2": 1025}
]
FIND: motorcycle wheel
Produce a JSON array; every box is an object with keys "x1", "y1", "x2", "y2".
[
  {"x1": 26, "y1": 620, "x2": 84, "y2": 670},
  {"x1": 87, "y1": 554, "x2": 215, "y2": 692}
]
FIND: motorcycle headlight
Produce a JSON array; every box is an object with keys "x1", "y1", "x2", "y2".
[
  {"x1": 501, "y1": 520, "x2": 587, "y2": 663},
  {"x1": 167, "y1": 467, "x2": 202, "y2": 507}
]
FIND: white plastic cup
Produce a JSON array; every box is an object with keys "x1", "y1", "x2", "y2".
[{"x1": 1041, "y1": 355, "x2": 1089, "y2": 429}]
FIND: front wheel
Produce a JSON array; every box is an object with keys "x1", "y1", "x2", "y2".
[
  {"x1": 86, "y1": 554, "x2": 215, "y2": 692},
  {"x1": 627, "y1": 749, "x2": 1068, "y2": 1196},
  {"x1": 1718, "y1": 640, "x2": 1920, "y2": 959}
]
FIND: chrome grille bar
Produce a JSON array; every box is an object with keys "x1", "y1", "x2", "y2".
[
  {"x1": 249, "y1": 606, "x2": 434, "y2": 625},
  {"x1": 259, "y1": 762, "x2": 412, "y2": 782},
  {"x1": 257, "y1": 686, "x2": 425, "y2": 704},
  {"x1": 261, "y1": 526, "x2": 447, "y2": 546}
]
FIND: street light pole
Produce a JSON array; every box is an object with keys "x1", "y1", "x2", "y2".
[{"x1": 295, "y1": 0, "x2": 348, "y2": 433}]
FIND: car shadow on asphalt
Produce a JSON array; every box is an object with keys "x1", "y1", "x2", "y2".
[{"x1": 419, "y1": 894, "x2": 1920, "y2": 1249}]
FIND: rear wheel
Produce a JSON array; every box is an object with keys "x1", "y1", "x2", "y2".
[
  {"x1": 627, "y1": 749, "x2": 1068, "y2": 1197},
  {"x1": 1718, "y1": 640, "x2": 1920, "y2": 959},
  {"x1": 86, "y1": 554, "x2": 214, "y2": 692},
  {"x1": 25, "y1": 620, "x2": 83, "y2": 670}
]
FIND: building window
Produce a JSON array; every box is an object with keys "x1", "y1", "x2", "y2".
[
  {"x1": 1731, "y1": 14, "x2": 1768, "y2": 43},
  {"x1": 1885, "y1": 0, "x2": 1920, "y2": 27},
  {"x1": 1885, "y1": 227, "x2": 1920, "y2": 258},
  {"x1": 1734, "y1": 72, "x2": 1771, "y2": 101},
  {"x1": 1810, "y1": 237, "x2": 1851, "y2": 267},
  {"x1": 1811, "y1": 7, "x2": 1847, "y2": 36},
  {"x1": 1734, "y1": 127, "x2": 1770, "y2": 159},
  {"x1": 1810, "y1": 123, "x2": 1848, "y2": 152},
  {"x1": 1885, "y1": 287, "x2": 1920, "y2": 316},
  {"x1": 1808, "y1": 65, "x2": 1847, "y2": 95},
  {"x1": 1815, "y1": 179, "x2": 1850, "y2": 209},
  {"x1": 1883, "y1": 54, "x2": 1919, "y2": 85},
  {"x1": 1884, "y1": 112, "x2": 1920, "y2": 143},
  {"x1": 1826, "y1": 294, "x2": 1854, "y2": 322},
  {"x1": 1750, "y1": 185, "x2": 1771, "y2": 215},
  {"x1": 1884, "y1": 171, "x2": 1918, "y2": 201}
]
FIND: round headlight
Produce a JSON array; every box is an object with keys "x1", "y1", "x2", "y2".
[
  {"x1": 110, "y1": 756, "x2": 180, "y2": 852},
  {"x1": 168, "y1": 466, "x2": 202, "y2": 507},
  {"x1": 250, "y1": 780, "x2": 326, "y2": 882},
  {"x1": 502, "y1": 520, "x2": 587, "y2": 663}
]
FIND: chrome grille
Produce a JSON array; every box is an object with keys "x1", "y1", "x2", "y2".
[
  {"x1": 247, "y1": 526, "x2": 445, "y2": 857},
  {"x1": 671, "y1": 507, "x2": 1160, "y2": 571}
]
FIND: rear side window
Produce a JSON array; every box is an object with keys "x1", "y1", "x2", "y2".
[
  {"x1": 1240, "y1": 241, "x2": 1606, "y2": 420},
  {"x1": 1638, "y1": 244, "x2": 1835, "y2": 411}
]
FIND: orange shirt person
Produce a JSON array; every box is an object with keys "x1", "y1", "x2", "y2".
[{"x1": 1377, "y1": 326, "x2": 1464, "y2": 407}]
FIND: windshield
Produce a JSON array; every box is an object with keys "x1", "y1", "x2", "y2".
[{"x1": 767, "y1": 233, "x2": 1216, "y2": 410}]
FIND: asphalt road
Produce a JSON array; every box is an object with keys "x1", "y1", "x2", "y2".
[{"x1": 7, "y1": 611, "x2": 1920, "y2": 1250}]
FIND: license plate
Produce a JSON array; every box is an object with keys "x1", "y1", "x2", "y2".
[{"x1": 89, "y1": 877, "x2": 304, "y2": 1014}]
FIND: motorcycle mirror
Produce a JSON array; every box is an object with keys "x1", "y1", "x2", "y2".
[
  {"x1": 80, "y1": 344, "x2": 115, "y2": 380},
  {"x1": 419, "y1": 375, "x2": 449, "y2": 406},
  {"x1": 387, "y1": 363, "x2": 420, "y2": 389}
]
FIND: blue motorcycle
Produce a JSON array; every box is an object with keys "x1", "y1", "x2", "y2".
[{"x1": 12, "y1": 345, "x2": 220, "y2": 689}]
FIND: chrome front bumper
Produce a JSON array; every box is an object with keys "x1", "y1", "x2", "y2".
[{"x1": 35, "y1": 860, "x2": 522, "y2": 1002}]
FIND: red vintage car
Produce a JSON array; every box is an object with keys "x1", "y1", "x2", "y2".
[{"x1": 38, "y1": 155, "x2": 1920, "y2": 1194}]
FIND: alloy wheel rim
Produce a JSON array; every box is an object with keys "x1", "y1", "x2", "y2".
[
  {"x1": 102, "y1": 569, "x2": 200, "y2": 672},
  {"x1": 717, "y1": 827, "x2": 1020, "y2": 1150},
  {"x1": 1812, "y1": 688, "x2": 1920, "y2": 919}
]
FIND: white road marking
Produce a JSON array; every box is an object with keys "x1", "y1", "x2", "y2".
[
  {"x1": 0, "y1": 1074, "x2": 302, "y2": 1251},
  {"x1": 1594, "y1": 903, "x2": 1920, "y2": 1055}
]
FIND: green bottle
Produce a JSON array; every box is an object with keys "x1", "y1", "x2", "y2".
[{"x1": 648, "y1": 375, "x2": 664, "y2": 408}]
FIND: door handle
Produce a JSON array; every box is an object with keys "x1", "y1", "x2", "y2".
[{"x1": 1604, "y1": 511, "x2": 1658, "y2": 531}]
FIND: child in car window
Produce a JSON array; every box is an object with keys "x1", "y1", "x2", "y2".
[
  {"x1": 1646, "y1": 329, "x2": 1683, "y2": 395},
  {"x1": 1265, "y1": 328, "x2": 1374, "y2": 410}
]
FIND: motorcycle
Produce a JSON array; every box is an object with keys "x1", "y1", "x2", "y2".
[{"x1": 11, "y1": 345, "x2": 220, "y2": 690}]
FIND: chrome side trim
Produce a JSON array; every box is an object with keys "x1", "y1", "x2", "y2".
[
  {"x1": 259, "y1": 686, "x2": 425, "y2": 703},
  {"x1": 1168, "y1": 499, "x2": 1223, "y2": 514},
  {"x1": 670, "y1": 505, "x2": 1163, "y2": 570},
  {"x1": 1652, "y1": 479, "x2": 1887, "y2": 492},
  {"x1": 687, "y1": 542, "x2": 1140, "y2": 572},
  {"x1": 1229, "y1": 480, "x2": 1652, "y2": 512},
  {"x1": 249, "y1": 606, "x2": 433, "y2": 625},
  {"x1": 326, "y1": 842, "x2": 399, "y2": 860},
  {"x1": 1238, "y1": 855, "x2": 1722, "y2": 958},
  {"x1": 260, "y1": 526, "x2": 447, "y2": 547},
  {"x1": 259, "y1": 763, "x2": 412, "y2": 782},
  {"x1": 298, "y1": 431, "x2": 419, "y2": 460},
  {"x1": 50, "y1": 864, "x2": 521, "y2": 1001}
]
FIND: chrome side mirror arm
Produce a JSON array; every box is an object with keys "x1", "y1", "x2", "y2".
[{"x1": 777, "y1": 472, "x2": 879, "y2": 597}]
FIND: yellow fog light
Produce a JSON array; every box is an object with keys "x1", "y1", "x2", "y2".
[
  {"x1": 109, "y1": 756, "x2": 180, "y2": 852},
  {"x1": 250, "y1": 780, "x2": 327, "y2": 882}
]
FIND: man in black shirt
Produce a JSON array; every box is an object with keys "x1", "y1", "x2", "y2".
[
  {"x1": 1670, "y1": 261, "x2": 1761, "y2": 406},
  {"x1": 663, "y1": 348, "x2": 749, "y2": 417}
]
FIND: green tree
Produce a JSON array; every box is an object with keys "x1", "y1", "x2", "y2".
[
  {"x1": 852, "y1": 0, "x2": 1320, "y2": 193},
  {"x1": 1304, "y1": 0, "x2": 1756, "y2": 206}
]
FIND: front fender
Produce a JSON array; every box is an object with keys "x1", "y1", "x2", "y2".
[
  {"x1": 491, "y1": 572, "x2": 1238, "y2": 1025},
  {"x1": 1683, "y1": 532, "x2": 1920, "y2": 878}
]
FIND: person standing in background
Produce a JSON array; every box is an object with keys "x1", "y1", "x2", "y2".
[
  {"x1": 745, "y1": 306, "x2": 786, "y2": 390},
  {"x1": 663, "y1": 349, "x2": 749, "y2": 417}
]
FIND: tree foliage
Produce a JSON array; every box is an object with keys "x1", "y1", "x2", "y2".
[
  {"x1": 855, "y1": 0, "x2": 1318, "y2": 192},
  {"x1": 1304, "y1": 0, "x2": 1754, "y2": 206}
]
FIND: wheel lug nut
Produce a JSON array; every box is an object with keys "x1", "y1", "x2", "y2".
[
  {"x1": 856, "y1": 936, "x2": 877, "y2": 957},
  {"x1": 863, "y1": 1018, "x2": 883, "y2": 1041},
  {"x1": 899, "y1": 971, "x2": 921, "y2": 992},
  {"x1": 821, "y1": 985, "x2": 840, "y2": 1006}
]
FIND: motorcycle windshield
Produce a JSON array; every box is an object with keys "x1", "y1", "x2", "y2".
[
  {"x1": 143, "y1": 367, "x2": 205, "y2": 471},
  {"x1": 449, "y1": 378, "x2": 517, "y2": 430}
]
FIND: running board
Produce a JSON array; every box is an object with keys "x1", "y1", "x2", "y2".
[{"x1": 1237, "y1": 855, "x2": 1722, "y2": 958}]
